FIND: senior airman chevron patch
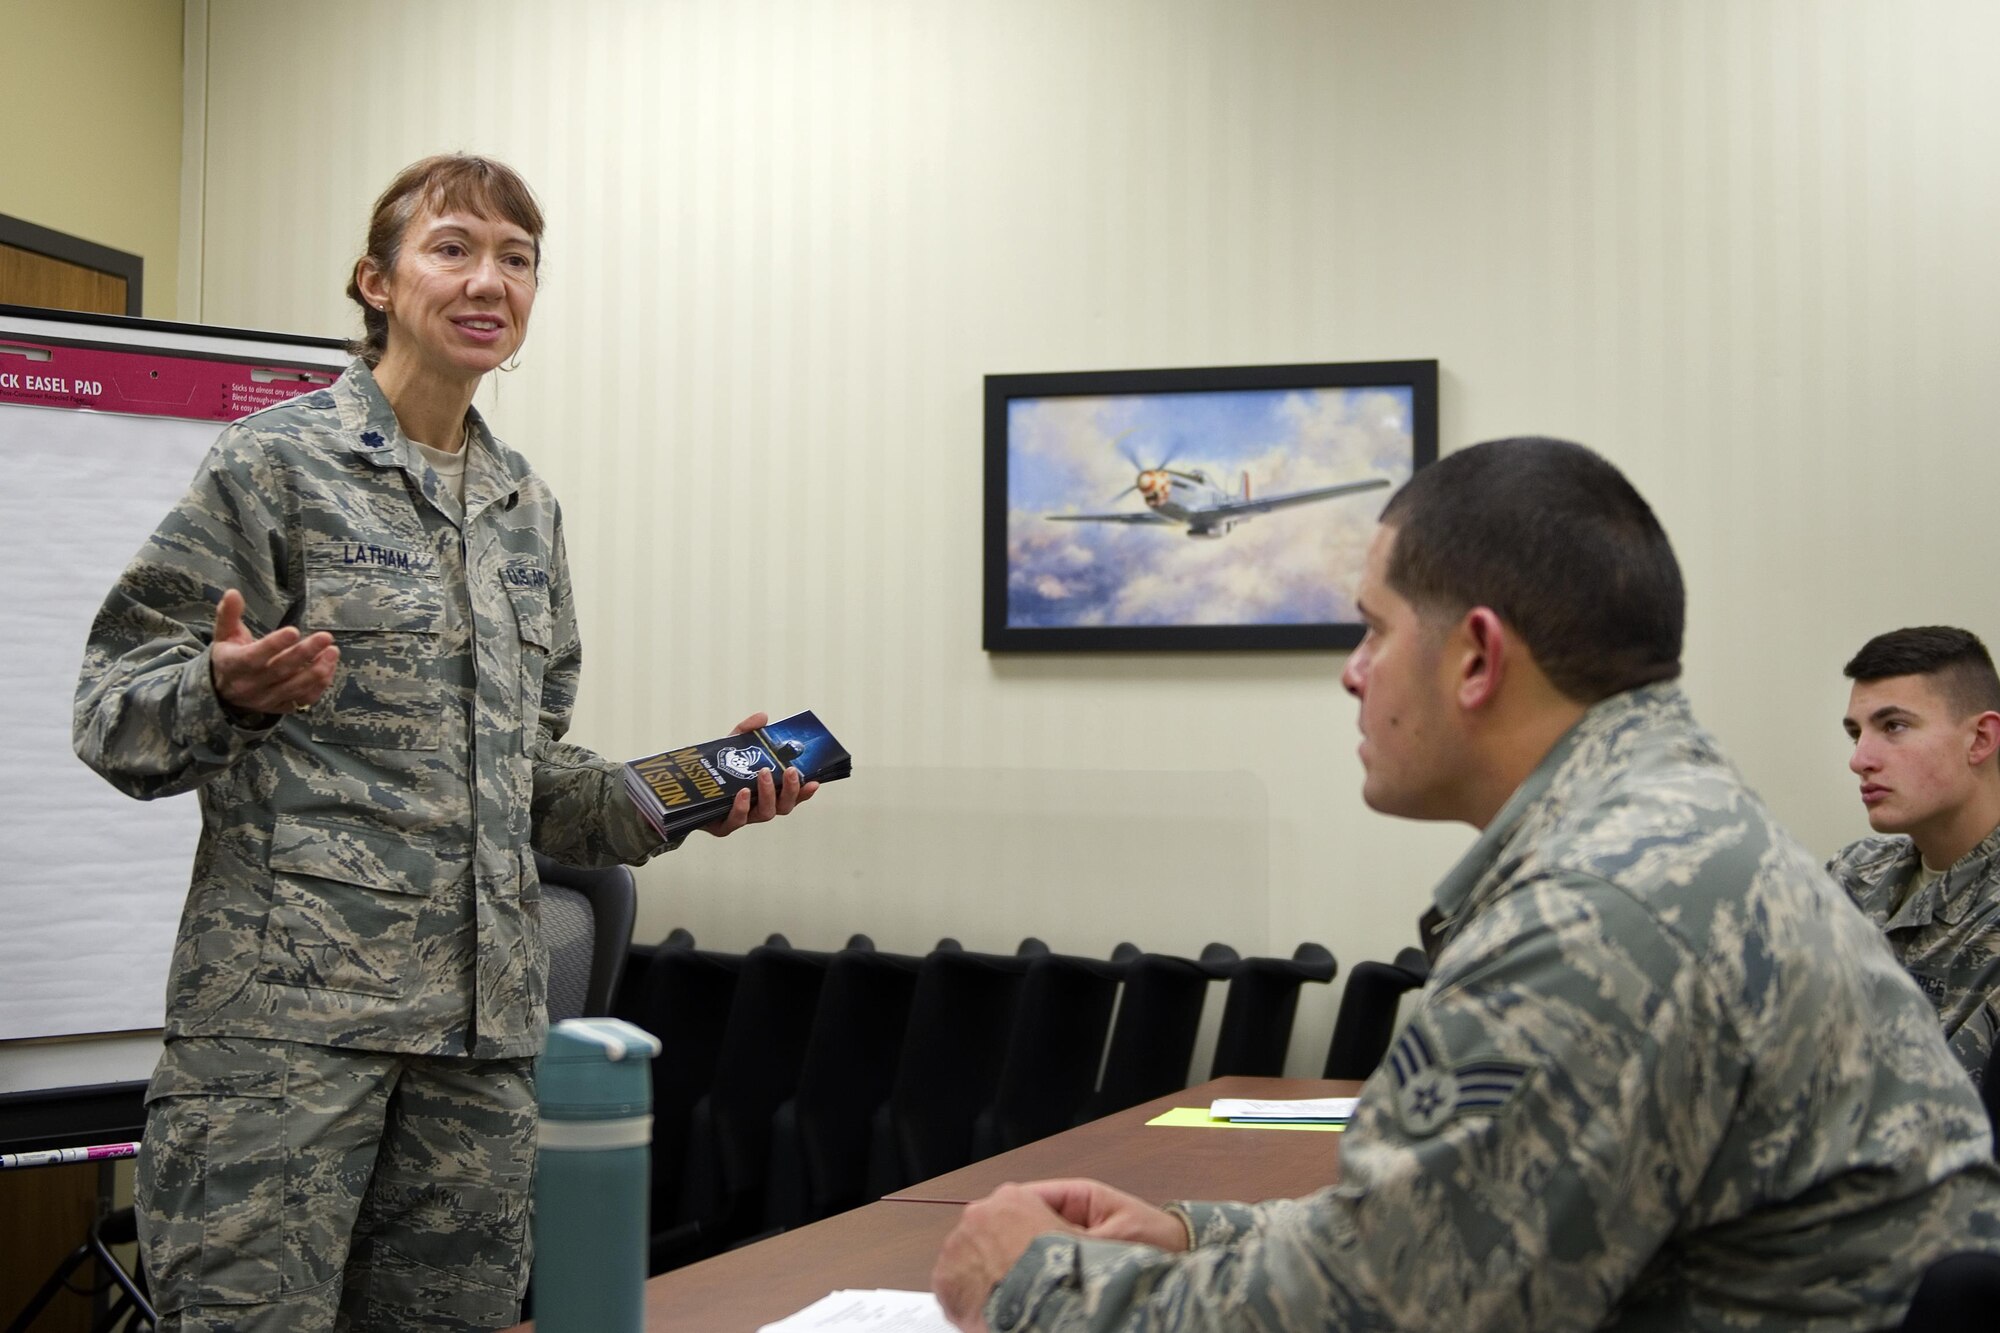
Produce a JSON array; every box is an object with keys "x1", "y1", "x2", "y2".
[{"x1": 1388, "y1": 1023, "x2": 1530, "y2": 1136}]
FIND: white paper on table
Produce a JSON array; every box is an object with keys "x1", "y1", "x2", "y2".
[
  {"x1": 1208, "y1": 1097, "x2": 1359, "y2": 1122},
  {"x1": 756, "y1": 1288, "x2": 954, "y2": 1332}
]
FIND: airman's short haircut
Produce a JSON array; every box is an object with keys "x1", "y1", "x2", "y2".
[
  {"x1": 1379, "y1": 437, "x2": 1684, "y2": 704},
  {"x1": 1844, "y1": 627, "x2": 2000, "y2": 718}
]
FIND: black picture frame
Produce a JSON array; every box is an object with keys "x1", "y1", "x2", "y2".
[{"x1": 984, "y1": 359, "x2": 1438, "y2": 652}]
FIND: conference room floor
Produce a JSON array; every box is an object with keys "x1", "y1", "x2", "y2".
[{"x1": 513, "y1": 1075, "x2": 1360, "y2": 1330}]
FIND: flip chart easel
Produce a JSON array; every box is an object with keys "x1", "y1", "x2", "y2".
[{"x1": 0, "y1": 304, "x2": 345, "y2": 1125}]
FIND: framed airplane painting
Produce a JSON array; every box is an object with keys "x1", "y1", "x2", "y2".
[{"x1": 983, "y1": 359, "x2": 1438, "y2": 652}]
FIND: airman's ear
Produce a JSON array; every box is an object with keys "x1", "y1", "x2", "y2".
[
  {"x1": 1967, "y1": 711, "x2": 2000, "y2": 768},
  {"x1": 1456, "y1": 607, "x2": 1506, "y2": 711}
]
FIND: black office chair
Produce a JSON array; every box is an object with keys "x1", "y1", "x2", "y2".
[
  {"x1": 533, "y1": 852, "x2": 638, "y2": 1021},
  {"x1": 1322, "y1": 947, "x2": 1430, "y2": 1080},
  {"x1": 609, "y1": 938, "x2": 660, "y2": 1028},
  {"x1": 972, "y1": 944, "x2": 1137, "y2": 1155},
  {"x1": 865, "y1": 940, "x2": 1045, "y2": 1196},
  {"x1": 664, "y1": 937, "x2": 870, "y2": 1262},
  {"x1": 1082, "y1": 944, "x2": 1239, "y2": 1119},
  {"x1": 1208, "y1": 943, "x2": 1338, "y2": 1078},
  {"x1": 1900, "y1": 1251, "x2": 2000, "y2": 1331},
  {"x1": 636, "y1": 929, "x2": 752, "y2": 1269},
  {"x1": 766, "y1": 943, "x2": 931, "y2": 1230}
]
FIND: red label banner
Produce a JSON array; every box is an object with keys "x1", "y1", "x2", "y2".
[{"x1": 0, "y1": 339, "x2": 341, "y2": 423}]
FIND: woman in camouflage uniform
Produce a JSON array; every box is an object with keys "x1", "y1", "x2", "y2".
[{"x1": 75, "y1": 154, "x2": 809, "y2": 1333}]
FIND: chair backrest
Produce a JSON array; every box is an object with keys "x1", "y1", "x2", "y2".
[
  {"x1": 1085, "y1": 944, "x2": 1238, "y2": 1118},
  {"x1": 974, "y1": 945, "x2": 1134, "y2": 1155},
  {"x1": 1209, "y1": 943, "x2": 1338, "y2": 1078},
  {"x1": 866, "y1": 944, "x2": 1039, "y2": 1196},
  {"x1": 609, "y1": 938, "x2": 660, "y2": 1028},
  {"x1": 1900, "y1": 1251, "x2": 2000, "y2": 1331},
  {"x1": 637, "y1": 931, "x2": 748, "y2": 1247},
  {"x1": 674, "y1": 940, "x2": 843, "y2": 1254},
  {"x1": 1322, "y1": 948, "x2": 1430, "y2": 1080},
  {"x1": 766, "y1": 945, "x2": 927, "y2": 1230},
  {"x1": 533, "y1": 852, "x2": 638, "y2": 1020},
  {"x1": 540, "y1": 882, "x2": 596, "y2": 1024}
]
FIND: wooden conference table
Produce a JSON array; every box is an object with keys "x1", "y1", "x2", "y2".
[{"x1": 523, "y1": 1075, "x2": 1360, "y2": 1331}]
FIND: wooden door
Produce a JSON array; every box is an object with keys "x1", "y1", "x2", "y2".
[
  {"x1": 0, "y1": 241, "x2": 130, "y2": 316},
  {"x1": 0, "y1": 214, "x2": 142, "y2": 317}
]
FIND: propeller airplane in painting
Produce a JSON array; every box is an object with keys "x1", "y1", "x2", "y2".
[{"x1": 1047, "y1": 439, "x2": 1390, "y2": 539}]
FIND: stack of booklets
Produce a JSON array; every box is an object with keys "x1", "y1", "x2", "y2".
[{"x1": 623, "y1": 710, "x2": 851, "y2": 842}]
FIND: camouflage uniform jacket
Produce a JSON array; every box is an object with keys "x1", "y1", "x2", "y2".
[
  {"x1": 987, "y1": 684, "x2": 2000, "y2": 1332},
  {"x1": 74, "y1": 361, "x2": 664, "y2": 1060},
  {"x1": 1828, "y1": 822, "x2": 2000, "y2": 1086}
]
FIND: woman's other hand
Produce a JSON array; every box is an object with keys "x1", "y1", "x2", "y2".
[{"x1": 210, "y1": 589, "x2": 339, "y2": 720}]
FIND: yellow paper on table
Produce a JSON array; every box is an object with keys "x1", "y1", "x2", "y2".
[{"x1": 1145, "y1": 1106, "x2": 1345, "y2": 1132}]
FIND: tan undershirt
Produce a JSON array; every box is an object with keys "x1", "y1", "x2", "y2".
[{"x1": 1897, "y1": 860, "x2": 1946, "y2": 914}]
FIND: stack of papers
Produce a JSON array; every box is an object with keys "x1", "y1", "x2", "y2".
[
  {"x1": 757, "y1": 1289, "x2": 952, "y2": 1332},
  {"x1": 1209, "y1": 1096, "x2": 1358, "y2": 1124}
]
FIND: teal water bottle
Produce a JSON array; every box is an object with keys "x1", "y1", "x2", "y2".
[{"x1": 534, "y1": 1017, "x2": 662, "y2": 1333}]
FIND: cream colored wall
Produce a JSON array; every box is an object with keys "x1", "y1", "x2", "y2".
[
  {"x1": 192, "y1": 0, "x2": 2000, "y2": 1076},
  {"x1": 0, "y1": 0, "x2": 182, "y2": 318}
]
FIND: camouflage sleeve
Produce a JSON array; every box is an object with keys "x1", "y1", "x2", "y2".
[
  {"x1": 1824, "y1": 842, "x2": 1865, "y2": 902},
  {"x1": 73, "y1": 427, "x2": 290, "y2": 800},
  {"x1": 525, "y1": 519, "x2": 672, "y2": 867},
  {"x1": 1947, "y1": 1001, "x2": 1999, "y2": 1088},
  {"x1": 985, "y1": 874, "x2": 1742, "y2": 1333},
  {"x1": 1824, "y1": 836, "x2": 1906, "y2": 912}
]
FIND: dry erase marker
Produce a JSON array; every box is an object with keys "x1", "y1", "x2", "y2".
[{"x1": 0, "y1": 1141, "x2": 140, "y2": 1169}]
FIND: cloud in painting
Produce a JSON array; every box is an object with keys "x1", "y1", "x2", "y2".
[{"x1": 1005, "y1": 385, "x2": 1414, "y2": 629}]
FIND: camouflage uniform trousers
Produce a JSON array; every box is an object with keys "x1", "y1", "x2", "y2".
[{"x1": 135, "y1": 1036, "x2": 536, "y2": 1332}]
